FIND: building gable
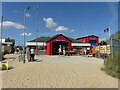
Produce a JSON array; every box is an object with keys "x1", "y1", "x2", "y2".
[{"x1": 46, "y1": 34, "x2": 72, "y2": 43}]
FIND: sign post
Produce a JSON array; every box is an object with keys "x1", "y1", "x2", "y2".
[{"x1": 1, "y1": 61, "x2": 8, "y2": 70}]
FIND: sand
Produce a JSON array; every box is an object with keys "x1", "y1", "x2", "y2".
[{"x1": 1, "y1": 54, "x2": 118, "y2": 88}]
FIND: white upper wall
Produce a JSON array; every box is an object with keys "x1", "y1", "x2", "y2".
[
  {"x1": 26, "y1": 42, "x2": 46, "y2": 46},
  {"x1": 26, "y1": 42, "x2": 90, "y2": 47},
  {"x1": 72, "y1": 43, "x2": 90, "y2": 46}
]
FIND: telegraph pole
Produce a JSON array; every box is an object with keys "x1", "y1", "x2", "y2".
[
  {"x1": 0, "y1": 16, "x2": 3, "y2": 61},
  {"x1": 1, "y1": 16, "x2": 3, "y2": 47},
  {"x1": 23, "y1": 7, "x2": 30, "y2": 63},
  {"x1": 36, "y1": 5, "x2": 38, "y2": 55}
]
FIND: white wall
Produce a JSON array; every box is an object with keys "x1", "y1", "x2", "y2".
[
  {"x1": 26, "y1": 42, "x2": 46, "y2": 46},
  {"x1": 26, "y1": 42, "x2": 90, "y2": 47},
  {"x1": 72, "y1": 43, "x2": 90, "y2": 46}
]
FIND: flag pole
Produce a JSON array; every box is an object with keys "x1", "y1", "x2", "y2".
[
  {"x1": 109, "y1": 27, "x2": 110, "y2": 38},
  {"x1": 109, "y1": 27, "x2": 113, "y2": 58}
]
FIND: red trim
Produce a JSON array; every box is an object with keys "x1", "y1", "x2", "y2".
[{"x1": 1, "y1": 62, "x2": 7, "y2": 63}]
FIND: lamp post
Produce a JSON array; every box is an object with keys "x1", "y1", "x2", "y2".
[
  {"x1": 23, "y1": 7, "x2": 30, "y2": 63},
  {"x1": 0, "y1": 16, "x2": 3, "y2": 61},
  {"x1": 36, "y1": 5, "x2": 38, "y2": 55}
]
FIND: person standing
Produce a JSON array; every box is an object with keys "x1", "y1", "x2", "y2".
[
  {"x1": 86, "y1": 47, "x2": 90, "y2": 57},
  {"x1": 84, "y1": 48, "x2": 86, "y2": 55},
  {"x1": 30, "y1": 47, "x2": 35, "y2": 61},
  {"x1": 63, "y1": 47, "x2": 66, "y2": 56},
  {"x1": 58, "y1": 45, "x2": 62, "y2": 57},
  {"x1": 103, "y1": 55, "x2": 107, "y2": 65},
  {"x1": 91, "y1": 47, "x2": 96, "y2": 57}
]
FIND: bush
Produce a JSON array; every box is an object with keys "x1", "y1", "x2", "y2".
[{"x1": 102, "y1": 51, "x2": 120, "y2": 78}]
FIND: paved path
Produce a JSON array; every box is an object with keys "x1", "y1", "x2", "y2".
[{"x1": 1, "y1": 54, "x2": 118, "y2": 88}]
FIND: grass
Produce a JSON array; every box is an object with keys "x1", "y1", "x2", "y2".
[{"x1": 101, "y1": 51, "x2": 120, "y2": 79}]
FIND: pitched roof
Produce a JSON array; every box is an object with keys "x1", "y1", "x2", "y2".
[
  {"x1": 46, "y1": 34, "x2": 73, "y2": 43},
  {"x1": 66, "y1": 36, "x2": 81, "y2": 43},
  {"x1": 28, "y1": 34, "x2": 81, "y2": 43},
  {"x1": 28, "y1": 36, "x2": 51, "y2": 42},
  {"x1": 76, "y1": 35, "x2": 99, "y2": 40}
]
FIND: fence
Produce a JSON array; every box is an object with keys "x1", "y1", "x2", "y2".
[{"x1": 111, "y1": 39, "x2": 120, "y2": 58}]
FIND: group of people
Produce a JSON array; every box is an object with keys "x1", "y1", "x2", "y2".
[
  {"x1": 83, "y1": 47, "x2": 96, "y2": 57},
  {"x1": 58, "y1": 46, "x2": 66, "y2": 57},
  {"x1": 58, "y1": 45, "x2": 96, "y2": 57},
  {"x1": 26, "y1": 47, "x2": 35, "y2": 62}
]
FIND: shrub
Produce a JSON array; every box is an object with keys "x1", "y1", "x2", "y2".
[{"x1": 102, "y1": 51, "x2": 119, "y2": 78}]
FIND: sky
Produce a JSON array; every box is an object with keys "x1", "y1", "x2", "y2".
[{"x1": 1, "y1": 2, "x2": 118, "y2": 45}]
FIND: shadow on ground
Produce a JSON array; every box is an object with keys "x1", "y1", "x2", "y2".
[{"x1": 29, "y1": 59, "x2": 43, "y2": 62}]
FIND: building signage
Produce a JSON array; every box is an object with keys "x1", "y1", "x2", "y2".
[
  {"x1": 56, "y1": 39, "x2": 65, "y2": 41},
  {"x1": 90, "y1": 38, "x2": 96, "y2": 40}
]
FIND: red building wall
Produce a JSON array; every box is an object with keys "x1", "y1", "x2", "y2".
[
  {"x1": 46, "y1": 35, "x2": 72, "y2": 55},
  {"x1": 46, "y1": 42, "x2": 52, "y2": 55},
  {"x1": 77, "y1": 35, "x2": 99, "y2": 45}
]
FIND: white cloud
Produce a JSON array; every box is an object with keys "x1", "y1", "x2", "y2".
[
  {"x1": 55, "y1": 26, "x2": 75, "y2": 32},
  {"x1": 43, "y1": 17, "x2": 75, "y2": 32},
  {"x1": 26, "y1": 13, "x2": 30, "y2": 17},
  {"x1": 71, "y1": 30, "x2": 75, "y2": 32},
  {"x1": 43, "y1": 17, "x2": 58, "y2": 28},
  {"x1": 99, "y1": 38, "x2": 108, "y2": 42},
  {"x1": 20, "y1": 32, "x2": 32, "y2": 36},
  {"x1": 55, "y1": 26, "x2": 69, "y2": 32},
  {"x1": 0, "y1": 21, "x2": 24, "y2": 29}
]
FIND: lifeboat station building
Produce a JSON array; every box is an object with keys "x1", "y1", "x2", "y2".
[
  {"x1": 76, "y1": 35, "x2": 99, "y2": 47},
  {"x1": 26, "y1": 34, "x2": 99, "y2": 55}
]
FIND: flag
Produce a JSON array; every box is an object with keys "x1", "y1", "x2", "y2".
[{"x1": 104, "y1": 28, "x2": 109, "y2": 32}]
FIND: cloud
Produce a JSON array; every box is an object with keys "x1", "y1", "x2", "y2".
[
  {"x1": 26, "y1": 13, "x2": 30, "y2": 17},
  {"x1": 71, "y1": 30, "x2": 75, "y2": 32},
  {"x1": 43, "y1": 17, "x2": 58, "y2": 28},
  {"x1": 0, "y1": 21, "x2": 24, "y2": 29},
  {"x1": 99, "y1": 38, "x2": 109, "y2": 42},
  {"x1": 43, "y1": 17, "x2": 75, "y2": 32},
  {"x1": 55, "y1": 26, "x2": 74, "y2": 32},
  {"x1": 55, "y1": 26, "x2": 69, "y2": 32},
  {"x1": 20, "y1": 32, "x2": 32, "y2": 36}
]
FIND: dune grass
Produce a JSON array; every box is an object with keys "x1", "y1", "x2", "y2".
[{"x1": 101, "y1": 51, "x2": 120, "y2": 78}]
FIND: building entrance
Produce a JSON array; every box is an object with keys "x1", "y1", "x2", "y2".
[
  {"x1": 52, "y1": 41, "x2": 68, "y2": 55},
  {"x1": 90, "y1": 40, "x2": 96, "y2": 47}
]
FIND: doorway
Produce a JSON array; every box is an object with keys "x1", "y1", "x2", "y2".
[{"x1": 52, "y1": 41, "x2": 68, "y2": 55}]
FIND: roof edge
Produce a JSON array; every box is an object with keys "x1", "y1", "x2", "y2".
[
  {"x1": 76, "y1": 35, "x2": 99, "y2": 40},
  {"x1": 46, "y1": 34, "x2": 72, "y2": 43}
]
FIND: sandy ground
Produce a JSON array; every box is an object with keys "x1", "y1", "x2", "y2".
[{"x1": 1, "y1": 54, "x2": 118, "y2": 88}]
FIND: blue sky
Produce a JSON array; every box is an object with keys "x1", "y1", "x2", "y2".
[{"x1": 2, "y1": 2, "x2": 118, "y2": 45}]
